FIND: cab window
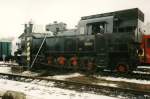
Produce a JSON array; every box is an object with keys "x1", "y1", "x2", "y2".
[{"x1": 87, "y1": 22, "x2": 106, "y2": 35}]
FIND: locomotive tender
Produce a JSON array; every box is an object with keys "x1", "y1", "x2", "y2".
[{"x1": 16, "y1": 8, "x2": 150, "y2": 72}]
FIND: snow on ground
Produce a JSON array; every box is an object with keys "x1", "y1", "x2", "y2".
[
  {"x1": 96, "y1": 83, "x2": 117, "y2": 87},
  {"x1": 0, "y1": 61, "x2": 4, "y2": 64},
  {"x1": 133, "y1": 71, "x2": 150, "y2": 74},
  {"x1": 49, "y1": 73, "x2": 83, "y2": 80},
  {"x1": 0, "y1": 61, "x2": 17, "y2": 65},
  {"x1": 22, "y1": 71, "x2": 41, "y2": 76},
  {"x1": 0, "y1": 67, "x2": 12, "y2": 73},
  {"x1": 137, "y1": 66, "x2": 150, "y2": 69},
  {"x1": 96, "y1": 75, "x2": 150, "y2": 84},
  {"x1": 0, "y1": 79, "x2": 118, "y2": 99}
]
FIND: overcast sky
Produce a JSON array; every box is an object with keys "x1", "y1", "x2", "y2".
[{"x1": 0, "y1": 0, "x2": 150, "y2": 38}]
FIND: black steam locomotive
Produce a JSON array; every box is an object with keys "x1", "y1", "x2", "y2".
[{"x1": 16, "y1": 8, "x2": 144, "y2": 72}]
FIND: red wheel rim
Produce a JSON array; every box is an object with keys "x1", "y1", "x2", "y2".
[
  {"x1": 117, "y1": 64, "x2": 126, "y2": 72},
  {"x1": 58, "y1": 56, "x2": 66, "y2": 65}
]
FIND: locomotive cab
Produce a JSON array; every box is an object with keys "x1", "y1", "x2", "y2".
[{"x1": 77, "y1": 8, "x2": 145, "y2": 72}]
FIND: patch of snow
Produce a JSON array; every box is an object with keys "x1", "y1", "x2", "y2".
[
  {"x1": 0, "y1": 67, "x2": 12, "y2": 73},
  {"x1": 96, "y1": 83, "x2": 117, "y2": 87},
  {"x1": 96, "y1": 76, "x2": 150, "y2": 84},
  {"x1": 0, "y1": 61, "x2": 5, "y2": 64},
  {"x1": 48, "y1": 73, "x2": 83, "y2": 80},
  {"x1": 0, "y1": 61, "x2": 18, "y2": 65},
  {"x1": 133, "y1": 71, "x2": 150, "y2": 74},
  {"x1": 22, "y1": 71, "x2": 40, "y2": 76},
  {"x1": 137, "y1": 66, "x2": 150, "y2": 69},
  {"x1": 0, "y1": 79, "x2": 117, "y2": 99}
]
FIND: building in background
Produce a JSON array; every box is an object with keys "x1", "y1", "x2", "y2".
[{"x1": 0, "y1": 38, "x2": 12, "y2": 61}]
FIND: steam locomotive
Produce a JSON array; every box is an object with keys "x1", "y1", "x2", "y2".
[{"x1": 15, "y1": 8, "x2": 150, "y2": 73}]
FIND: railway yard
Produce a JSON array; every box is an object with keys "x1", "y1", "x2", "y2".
[
  {"x1": 0, "y1": 6, "x2": 150, "y2": 99},
  {"x1": 0, "y1": 62, "x2": 150, "y2": 99}
]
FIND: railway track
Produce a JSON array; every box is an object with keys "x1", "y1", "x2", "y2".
[
  {"x1": 1, "y1": 63, "x2": 150, "y2": 80},
  {"x1": 0, "y1": 72, "x2": 150, "y2": 99},
  {"x1": 1, "y1": 63, "x2": 150, "y2": 82}
]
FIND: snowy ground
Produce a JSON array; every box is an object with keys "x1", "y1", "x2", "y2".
[
  {"x1": 137, "y1": 66, "x2": 150, "y2": 69},
  {"x1": 0, "y1": 63, "x2": 150, "y2": 98},
  {"x1": 46, "y1": 73, "x2": 83, "y2": 80},
  {"x1": 46, "y1": 72, "x2": 150, "y2": 85},
  {"x1": 0, "y1": 67, "x2": 12, "y2": 73},
  {"x1": 0, "y1": 61, "x2": 18, "y2": 65},
  {"x1": 0, "y1": 63, "x2": 119, "y2": 99},
  {"x1": 0, "y1": 79, "x2": 117, "y2": 99},
  {"x1": 95, "y1": 75, "x2": 150, "y2": 84}
]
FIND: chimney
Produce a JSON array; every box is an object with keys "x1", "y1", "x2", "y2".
[
  {"x1": 24, "y1": 24, "x2": 27, "y2": 33},
  {"x1": 29, "y1": 21, "x2": 33, "y2": 33}
]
